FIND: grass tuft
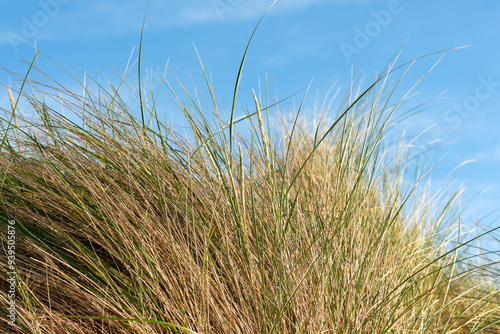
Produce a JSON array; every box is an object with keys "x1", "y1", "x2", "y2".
[{"x1": 0, "y1": 25, "x2": 499, "y2": 334}]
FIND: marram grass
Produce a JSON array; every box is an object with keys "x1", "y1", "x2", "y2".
[{"x1": 0, "y1": 47, "x2": 500, "y2": 333}]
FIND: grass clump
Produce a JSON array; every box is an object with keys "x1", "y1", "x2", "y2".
[{"x1": 0, "y1": 38, "x2": 499, "y2": 333}]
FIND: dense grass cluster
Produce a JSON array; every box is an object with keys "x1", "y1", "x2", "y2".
[{"x1": 0, "y1": 45, "x2": 499, "y2": 333}]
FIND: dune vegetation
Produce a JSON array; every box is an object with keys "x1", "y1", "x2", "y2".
[{"x1": 1, "y1": 14, "x2": 500, "y2": 334}]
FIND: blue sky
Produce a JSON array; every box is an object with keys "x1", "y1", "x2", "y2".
[{"x1": 1, "y1": 0, "x2": 499, "y2": 247}]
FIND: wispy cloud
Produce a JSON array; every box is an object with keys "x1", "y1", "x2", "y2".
[
  {"x1": 127, "y1": 0, "x2": 378, "y2": 27},
  {"x1": 71, "y1": 0, "x2": 375, "y2": 32},
  {"x1": 0, "y1": 0, "x2": 378, "y2": 47},
  {"x1": 474, "y1": 142, "x2": 500, "y2": 162}
]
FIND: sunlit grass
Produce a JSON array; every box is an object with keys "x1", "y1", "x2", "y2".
[{"x1": 0, "y1": 17, "x2": 499, "y2": 334}]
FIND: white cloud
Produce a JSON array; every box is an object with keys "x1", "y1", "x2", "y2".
[
  {"x1": 474, "y1": 143, "x2": 500, "y2": 162},
  {"x1": 0, "y1": 0, "x2": 379, "y2": 46},
  {"x1": 142, "y1": 0, "x2": 379, "y2": 27},
  {"x1": 68, "y1": 0, "x2": 333, "y2": 32}
]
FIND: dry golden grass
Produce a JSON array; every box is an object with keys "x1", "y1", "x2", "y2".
[{"x1": 0, "y1": 45, "x2": 499, "y2": 333}]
